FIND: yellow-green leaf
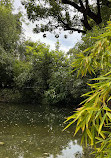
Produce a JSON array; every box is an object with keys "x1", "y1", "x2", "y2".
[
  {"x1": 98, "y1": 114, "x2": 106, "y2": 134},
  {"x1": 106, "y1": 112, "x2": 111, "y2": 120}
]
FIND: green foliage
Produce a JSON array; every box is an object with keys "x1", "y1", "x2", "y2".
[
  {"x1": 68, "y1": 25, "x2": 105, "y2": 57},
  {"x1": 0, "y1": 43, "x2": 30, "y2": 89},
  {"x1": 0, "y1": 0, "x2": 95, "y2": 106},
  {"x1": 0, "y1": 0, "x2": 13, "y2": 10},
  {"x1": 0, "y1": 89, "x2": 21, "y2": 102},
  {"x1": 72, "y1": 23, "x2": 111, "y2": 77},
  {"x1": 64, "y1": 21, "x2": 111, "y2": 157},
  {"x1": 0, "y1": 46, "x2": 14, "y2": 88},
  {"x1": 0, "y1": 2, "x2": 22, "y2": 52},
  {"x1": 45, "y1": 63, "x2": 89, "y2": 106},
  {"x1": 10, "y1": 40, "x2": 88, "y2": 105},
  {"x1": 22, "y1": 0, "x2": 111, "y2": 34},
  {"x1": 17, "y1": 41, "x2": 72, "y2": 103}
]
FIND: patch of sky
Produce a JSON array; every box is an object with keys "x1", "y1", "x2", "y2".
[{"x1": 14, "y1": 0, "x2": 81, "y2": 52}]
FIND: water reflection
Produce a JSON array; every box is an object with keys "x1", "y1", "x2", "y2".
[{"x1": 0, "y1": 103, "x2": 93, "y2": 158}]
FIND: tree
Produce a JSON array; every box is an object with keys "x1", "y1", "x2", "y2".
[
  {"x1": 13, "y1": 40, "x2": 88, "y2": 105},
  {"x1": 22, "y1": 0, "x2": 111, "y2": 34},
  {"x1": 14, "y1": 41, "x2": 52, "y2": 102},
  {"x1": 0, "y1": 0, "x2": 22, "y2": 88},
  {"x1": 0, "y1": 0, "x2": 22, "y2": 52}
]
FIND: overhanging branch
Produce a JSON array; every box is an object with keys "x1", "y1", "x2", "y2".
[
  {"x1": 97, "y1": 0, "x2": 101, "y2": 16},
  {"x1": 64, "y1": 27, "x2": 86, "y2": 33},
  {"x1": 61, "y1": 0, "x2": 82, "y2": 12},
  {"x1": 85, "y1": 0, "x2": 89, "y2": 9},
  {"x1": 58, "y1": 15, "x2": 86, "y2": 33},
  {"x1": 79, "y1": 0, "x2": 85, "y2": 9}
]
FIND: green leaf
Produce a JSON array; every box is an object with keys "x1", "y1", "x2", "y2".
[
  {"x1": 86, "y1": 129, "x2": 93, "y2": 145},
  {"x1": 63, "y1": 120, "x2": 75, "y2": 131},
  {"x1": 74, "y1": 123, "x2": 81, "y2": 136},
  {"x1": 98, "y1": 114, "x2": 106, "y2": 134},
  {"x1": 107, "y1": 96, "x2": 111, "y2": 102},
  {"x1": 95, "y1": 109, "x2": 102, "y2": 119},
  {"x1": 106, "y1": 112, "x2": 111, "y2": 120},
  {"x1": 86, "y1": 111, "x2": 93, "y2": 128},
  {"x1": 95, "y1": 137, "x2": 104, "y2": 142},
  {"x1": 103, "y1": 106, "x2": 111, "y2": 112},
  {"x1": 83, "y1": 47, "x2": 93, "y2": 53}
]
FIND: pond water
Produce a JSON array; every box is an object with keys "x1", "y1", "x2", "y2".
[{"x1": 0, "y1": 103, "x2": 93, "y2": 158}]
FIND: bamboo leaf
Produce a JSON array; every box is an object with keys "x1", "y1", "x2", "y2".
[
  {"x1": 106, "y1": 112, "x2": 111, "y2": 120},
  {"x1": 95, "y1": 109, "x2": 102, "y2": 120},
  {"x1": 95, "y1": 137, "x2": 104, "y2": 142},
  {"x1": 64, "y1": 114, "x2": 76, "y2": 123},
  {"x1": 95, "y1": 125, "x2": 106, "y2": 139},
  {"x1": 85, "y1": 130, "x2": 88, "y2": 147},
  {"x1": 86, "y1": 129, "x2": 93, "y2": 145},
  {"x1": 74, "y1": 123, "x2": 81, "y2": 136},
  {"x1": 86, "y1": 111, "x2": 93, "y2": 128},
  {"x1": 98, "y1": 114, "x2": 106, "y2": 134},
  {"x1": 81, "y1": 133, "x2": 85, "y2": 145},
  {"x1": 103, "y1": 106, "x2": 111, "y2": 112},
  {"x1": 86, "y1": 92, "x2": 99, "y2": 103},
  {"x1": 104, "y1": 71, "x2": 111, "y2": 76},
  {"x1": 107, "y1": 96, "x2": 111, "y2": 102},
  {"x1": 63, "y1": 119, "x2": 75, "y2": 131},
  {"x1": 83, "y1": 47, "x2": 93, "y2": 53}
]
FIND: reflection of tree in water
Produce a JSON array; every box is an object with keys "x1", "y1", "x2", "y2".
[{"x1": 0, "y1": 103, "x2": 93, "y2": 158}]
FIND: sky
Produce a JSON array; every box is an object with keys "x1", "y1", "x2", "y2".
[{"x1": 13, "y1": 0, "x2": 81, "y2": 52}]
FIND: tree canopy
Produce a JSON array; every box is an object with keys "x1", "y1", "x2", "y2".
[
  {"x1": 0, "y1": 0, "x2": 22, "y2": 52},
  {"x1": 22, "y1": 0, "x2": 111, "y2": 35}
]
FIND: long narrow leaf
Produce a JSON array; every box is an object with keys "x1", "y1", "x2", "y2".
[{"x1": 98, "y1": 114, "x2": 106, "y2": 134}]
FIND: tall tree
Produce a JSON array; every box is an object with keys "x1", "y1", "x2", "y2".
[
  {"x1": 22, "y1": 0, "x2": 111, "y2": 34},
  {"x1": 0, "y1": 0, "x2": 22, "y2": 52}
]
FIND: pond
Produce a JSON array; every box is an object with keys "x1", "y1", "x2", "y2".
[{"x1": 0, "y1": 103, "x2": 93, "y2": 158}]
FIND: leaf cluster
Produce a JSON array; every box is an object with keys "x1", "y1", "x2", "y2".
[{"x1": 64, "y1": 21, "x2": 111, "y2": 157}]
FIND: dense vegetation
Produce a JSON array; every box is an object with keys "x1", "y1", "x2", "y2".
[
  {"x1": 0, "y1": 0, "x2": 89, "y2": 105},
  {"x1": 1, "y1": 0, "x2": 111, "y2": 157},
  {"x1": 65, "y1": 22, "x2": 111, "y2": 157}
]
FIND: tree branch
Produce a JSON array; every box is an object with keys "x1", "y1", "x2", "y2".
[
  {"x1": 64, "y1": 27, "x2": 86, "y2": 34},
  {"x1": 82, "y1": 14, "x2": 92, "y2": 30},
  {"x1": 61, "y1": 0, "x2": 82, "y2": 12},
  {"x1": 85, "y1": 0, "x2": 89, "y2": 9},
  {"x1": 58, "y1": 15, "x2": 86, "y2": 33},
  {"x1": 84, "y1": 0, "x2": 102, "y2": 25},
  {"x1": 79, "y1": 0, "x2": 85, "y2": 9},
  {"x1": 97, "y1": 0, "x2": 101, "y2": 16}
]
